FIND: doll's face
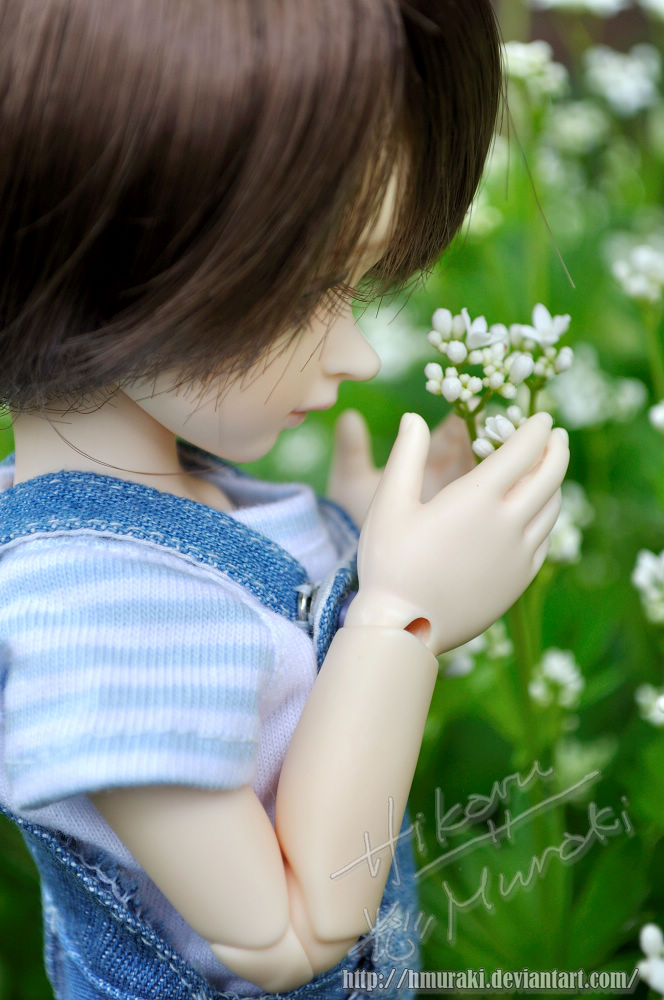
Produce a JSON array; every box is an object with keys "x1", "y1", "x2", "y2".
[
  {"x1": 122, "y1": 302, "x2": 381, "y2": 463},
  {"x1": 123, "y1": 173, "x2": 401, "y2": 463}
]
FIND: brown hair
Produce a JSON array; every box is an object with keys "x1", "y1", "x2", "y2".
[{"x1": 0, "y1": 0, "x2": 501, "y2": 412}]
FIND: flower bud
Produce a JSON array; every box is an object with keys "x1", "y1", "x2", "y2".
[
  {"x1": 641, "y1": 924, "x2": 664, "y2": 959},
  {"x1": 506, "y1": 405, "x2": 525, "y2": 426},
  {"x1": 485, "y1": 414, "x2": 516, "y2": 443},
  {"x1": 446, "y1": 340, "x2": 468, "y2": 364},
  {"x1": 649, "y1": 400, "x2": 664, "y2": 433},
  {"x1": 425, "y1": 379, "x2": 442, "y2": 395},
  {"x1": 441, "y1": 376, "x2": 463, "y2": 402},
  {"x1": 452, "y1": 313, "x2": 467, "y2": 336},
  {"x1": 472, "y1": 437, "x2": 495, "y2": 459},
  {"x1": 432, "y1": 308, "x2": 453, "y2": 336},
  {"x1": 488, "y1": 371, "x2": 505, "y2": 389},
  {"x1": 427, "y1": 330, "x2": 443, "y2": 348},
  {"x1": 509, "y1": 352, "x2": 536, "y2": 385},
  {"x1": 555, "y1": 346, "x2": 574, "y2": 373},
  {"x1": 500, "y1": 383, "x2": 518, "y2": 399},
  {"x1": 424, "y1": 362, "x2": 444, "y2": 381}
]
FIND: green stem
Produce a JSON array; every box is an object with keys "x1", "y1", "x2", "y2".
[
  {"x1": 507, "y1": 590, "x2": 553, "y2": 924},
  {"x1": 463, "y1": 411, "x2": 478, "y2": 446},
  {"x1": 508, "y1": 592, "x2": 539, "y2": 768},
  {"x1": 644, "y1": 306, "x2": 664, "y2": 401},
  {"x1": 529, "y1": 388, "x2": 538, "y2": 418}
]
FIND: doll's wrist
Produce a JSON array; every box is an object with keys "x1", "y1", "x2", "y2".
[{"x1": 343, "y1": 589, "x2": 433, "y2": 649}]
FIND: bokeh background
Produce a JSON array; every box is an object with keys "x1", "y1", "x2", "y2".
[{"x1": 1, "y1": 0, "x2": 664, "y2": 996}]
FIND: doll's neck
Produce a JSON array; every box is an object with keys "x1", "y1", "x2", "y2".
[{"x1": 9, "y1": 391, "x2": 235, "y2": 512}]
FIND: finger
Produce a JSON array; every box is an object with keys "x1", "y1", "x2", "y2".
[
  {"x1": 331, "y1": 409, "x2": 374, "y2": 477},
  {"x1": 372, "y1": 412, "x2": 430, "y2": 510},
  {"x1": 507, "y1": 427, "x2": 570, "y2": 522},
  {"x1": 480, "y1": 412, "x2": 554, "y2": 495},
  {"x1": 525, "y1": 487, "x2": 562, "y2": 553}
]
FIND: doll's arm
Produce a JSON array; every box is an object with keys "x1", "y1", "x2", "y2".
[{"x1": 92, "y1": 411, "x2": 568, "y2": 991}]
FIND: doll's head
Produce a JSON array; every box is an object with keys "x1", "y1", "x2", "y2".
[{"x1": 0, "y1": 0, "x2": 502, "y2": 415}]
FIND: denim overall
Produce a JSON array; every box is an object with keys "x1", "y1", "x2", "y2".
[{"x1": 0, "y1": 442, "x2": 420, "y2": 1000}]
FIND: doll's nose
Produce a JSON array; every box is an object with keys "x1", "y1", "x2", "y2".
[{"x1": 322, "y1": 311, "x2": 381, "y2": 383}]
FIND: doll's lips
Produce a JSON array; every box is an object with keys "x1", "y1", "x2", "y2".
[{"x1": 286, "y1": 402, "x2": 336, "y2": 426}]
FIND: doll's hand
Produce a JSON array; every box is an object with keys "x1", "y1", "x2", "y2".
[
  {"x1": 327, "y1": 410, "x2": 382, "y2": 527},
  {"x1": 328, "y1": 409, "x2": 476, "y2": 525},
  {"x1": 421, "y1": 411, "x2": 475, "y2": 502},
  {"x1": 343, "y1": 411, "x2": 569, "y2": 655}
]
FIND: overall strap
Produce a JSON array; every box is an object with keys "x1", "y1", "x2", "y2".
[{"x1": 0, "y1": 451, "x2": 310, "y2": 622}]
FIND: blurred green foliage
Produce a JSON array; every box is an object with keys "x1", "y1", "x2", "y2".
[{"x1": 1, "y1": 3, "x2": 664, "y2": 998}]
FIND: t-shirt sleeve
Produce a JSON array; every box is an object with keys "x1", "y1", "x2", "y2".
[{"x1": 0, "y1": 533, "x2": 276, "y2": 810}]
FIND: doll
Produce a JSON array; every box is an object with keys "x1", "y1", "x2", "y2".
[{"x1": 0, "y1": 2, "x2": 569, "y2": 998}]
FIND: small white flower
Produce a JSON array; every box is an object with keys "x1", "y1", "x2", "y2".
[
  {"x1": 472, "y1": 437, "x2": 495, "y2": 460},
  {"x1": 484, "y1": 414, "x2": 517, "y2": 443},
  {"x1": 506, "y1": 405, "x2": 527, "y2": 427},
  {"x1": 441, "y1": 376, "x2": 463, "y2": 403},
  {"x1": 636, "y1": 685, "x2": 664, "y2": 726},
  {"x1": 613, "y1": 243, "x2": 664, "y2": 302},
  {"x1": 424, "y1": 362, "x2": 444, "y2": 381},
  {"x1": 641, "y1": 924, "x2": 664, "y2": 957},
  {"x1": 487, "y1": 371, "x2": 505, "y2": 390},
  {"x1": 547, "y1": 479, "x2": 594, "y2": 565},
  {"x1": 545, "y1": 100, "x2": 611, "y2": 156},
  {"x1": 507, "y1": 352, "x2": 536, "y2": 385},
  {"x1": 633, "y1": 550, "x2": 664, "y2": 624},
  {"x1": 549, "y1": 342, "x2": 646, "y2": 428},
  {"x1": 499, "y1": 383, "x2": 518, "y2": 400},
  {"x1": 650, "y1": 401, "x2": 664, "y2": 432},
  {"x1": 432, "y1": 308, "x2": 454, "y2": 337},
  {"x1": 514, "y1": 303, "x2": 571, "y2": 347},
  {"x1": 585, "y1": 43, "x2": 661, "y2": 117},
  {"x1": 555, "y1": 346, "x2": 574, "y2": 372},
  {"x1": 530, "y1": 649, "x2": 584, "y2": 709},
  {"x1": 440, "y1": 633, "x2": 488, "y2": 677},
  {"x1": 446, "y1": 340, "x2": 468, "y2": 365},
  {"x1": 485, "y1": 620, "x2": 514, "y2": 659},
  {"x1": 504, "y1": 40, "x2": 569, "y2": 101},
  {"x1": 638, "y1": 923, "x2": 664, "y2": 995}
]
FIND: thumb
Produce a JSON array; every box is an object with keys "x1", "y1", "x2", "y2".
[{"x1": 330, "y1": 409, "x2": 375, "y2": 479}]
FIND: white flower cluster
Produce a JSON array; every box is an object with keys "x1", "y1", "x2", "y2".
[
  {"x1": 635, "y1": 684, "x2": 664, "y2": 726},
  {"x1": 425, "y1": 305, "x2": 573, "y2": 454},
  {"x1": 548, "y1": 342, "x2": 647, "y2": 428},
  {"x1": 584, "y1": 44, "x2": 661, "y2": 117},
  {"x1": 441, "y1": 620, "x2": 514, "y2": 678},
  {"x1": 529, "y1": 648, "x2": 585, "y2": 708},
  {"x1": 547, "y1": 481, "x2": 595, "y2": 564},
  {"x1": 612, "y1": 244, "x2": 664, "y2": 303},
  {"x1": 472, "y1": 406, "x2": 527, "y2": 460},
  {"x1": 650, "y1": 401, "x2": 664, "y2": 433},
  {"x1": 528, "y1": 0, "x2": 630, "y2": 12},
  {"x1": 544, "y1": 100, "x2": 611, "y2": 157},
  {"x1": 638, "y1": 924, "x2": 664, "y2": 995},
  {"x1": 503, "y1": 40, "x2": 569, "y2": 102},
  {"x1": 632, "y1": 549, "x2": 664, "y2": 624},
  {"x1": 553, "y1": 735, "x2": 617, "y2": 797}
]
